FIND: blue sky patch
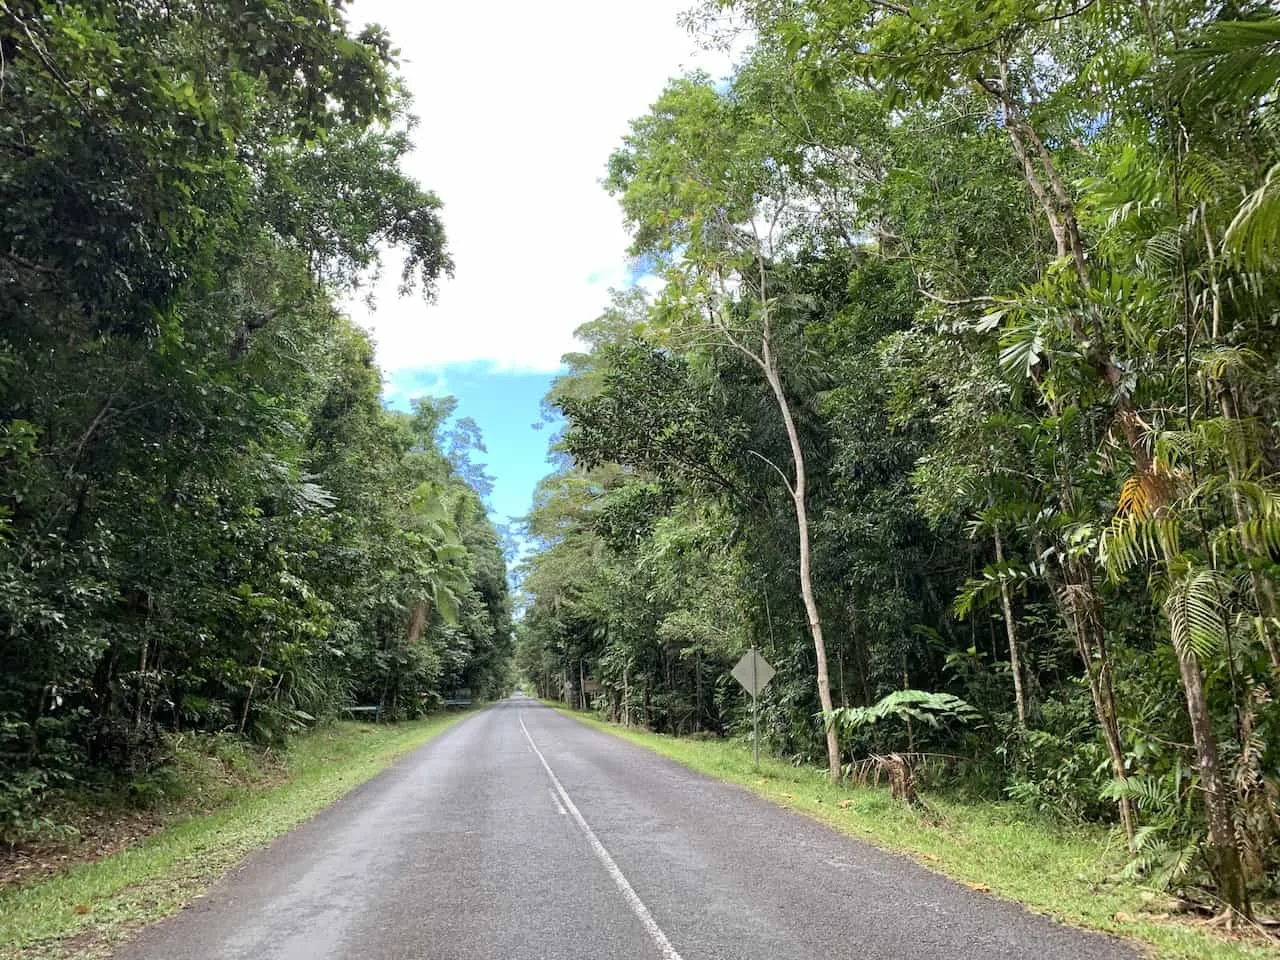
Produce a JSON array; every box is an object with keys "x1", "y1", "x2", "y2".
[{"x1": 384, "y1": 362, "x2": 562, "y2": 531}]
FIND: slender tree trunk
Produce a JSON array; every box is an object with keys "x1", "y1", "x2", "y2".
[
  {"x1": 1200, "y1": 218, "x2": 1280, "y2": 675},
  {"x1": 759, "y1": 330, "x2": 841, "y2": 782},
  {"x1": 695, "y1": 651, "x2": 703, "y2": 732},
  {"x1": 710, "y1": 221, "x2": 841, "y2": 778},
  {"x1": 238, "y1": 646, "x2": 265, "y2": 736},
  {"x1": 148, "y1": 644, "x2": 163, "y2": 727},
  {"x1": 1174, "y1": 631, "x2": 1250, "y2": 917},
  {"x1": 134, "y1": 636, "x2": 149, "y2": 733},
  {"x1": 837, "y1": 647, "x2": 847, "y2": 708},
  {"x1": 1052, "y1": 552, "x2": 1136, "y2": 851},
  {"x1": 1168, "y1": 152, "x2": 1257, "y2": 899},
  {"x1": 847, "y1": 600, "x2": 874, "y2": 707},
  {"x1": 993, "y1": 526, "x2": 1027, "y2": 728}
]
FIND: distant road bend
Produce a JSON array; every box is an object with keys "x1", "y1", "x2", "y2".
[{"x1": 116, "y1": 697, "x2": 1134, "y2": 960}]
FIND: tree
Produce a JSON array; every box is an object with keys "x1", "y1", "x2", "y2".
[{"x1": 606, "y1": 73, "x2": 848, "y2": 780}]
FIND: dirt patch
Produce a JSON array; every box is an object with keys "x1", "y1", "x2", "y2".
[
  {"x1": 0, "y1": 808, "x2": 173, "y2": 891},
  {"x1": 0, "y1": 746, "x2": 289, "y2": 893}
]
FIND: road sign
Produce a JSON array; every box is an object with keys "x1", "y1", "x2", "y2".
[
  {"x1": 731, "y1": 649, "x2": 775, "y2": 697},
  {"x1": 731, "y1": 648, "x2": 775, "y2": 768}
]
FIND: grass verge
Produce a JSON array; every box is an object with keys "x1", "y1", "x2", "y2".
[
  {"x1": 555, "y1": 707, "x2": 1280, "y2": 960},
  {"x1": 0, "y1": 713, "x2": 469, "y2": 959}
]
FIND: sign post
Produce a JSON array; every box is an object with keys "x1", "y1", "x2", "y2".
[{"x1": 731, "y1": 648, "x2": 775, "y2": 769}]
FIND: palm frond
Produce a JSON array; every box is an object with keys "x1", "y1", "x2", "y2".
[
  {"x1": 1196, "y1": 345, "x2": 1262, "y2": 382},
  {"x1": 1212, "y1": 514, "x2": 1280, "y2": 563},
  {"x1": 1178, "y1": 17, "x2": 1280, "y2": 106},
  {"x1": 1164, "y1": 567, "x2": 1231, "y2": 664},
  {"x1": 1100, "y1": 513, "x2": 1181, "y2": 574},
  {"x1": 1116, "y1": 474, "x2": 1152, "y2": 519},
  {"x1": 1225, "y1": 162, "x2": 1280, "y2": 269},
  {"x1": 998, "y1": 323, "x2": 1044, "y2": 378}
]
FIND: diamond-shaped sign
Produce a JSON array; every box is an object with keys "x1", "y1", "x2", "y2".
[{"x1": 731, "y1": 649, "x2": 775, "y2": 698}]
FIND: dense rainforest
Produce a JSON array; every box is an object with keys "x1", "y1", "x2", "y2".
[
  {"x1": 1, "y1": 2, "x2": 512, "y2": 845},
  {"x1": 516, "y1": 0, "x2": 1280, "y2": 918}
]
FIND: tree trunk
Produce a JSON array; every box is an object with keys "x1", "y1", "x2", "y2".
[
  {"x1": 238, "y1": 646, "x2": 265, "y2": 737},
  {"x1": 695, "y1": 651, "x2": 703, "y2": 732},
  {"x1": 1175, "y1": 641, "x2": 1250, "y2": 917},
  {"x1": 134, "y1": 635, "x2": 149, "y2": 734},
  {"x1": 1051, "y1": 552, "x2": 1136, "y2": 851},
  {"x1": 993, "y1": 526, "x2": 1027, "y2": 728},
  {"x1": 837, "y1": 647, "x2": 847, "y2": 708},
  {"x1": 405, "y1": 601, "x2": 428, "y2": 646},
  {"x1": 1198, "y1": 214, "x2": 1280, "y2": 678},
  {"x1": 848, "y1": 600, "x2": 874, "y2": 707},
  {"x1": 759, "y1": 327, "x2": 841, "y2": 782}
]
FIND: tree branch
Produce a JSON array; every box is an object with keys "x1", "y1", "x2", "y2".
[
  {"x1": 748, "y1": 448, "x2": 795, "y2": 498},
  {"x1": 917, "y1": 286, "x2": 1001, "y2": 307}
]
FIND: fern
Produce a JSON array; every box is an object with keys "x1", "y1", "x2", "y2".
[
  {"x1": 828, "y1": 690, "x2": 980, "y2": 733},
  {"x1": 1103, "y1": 775, "x2": 1176, "y2": 813}
]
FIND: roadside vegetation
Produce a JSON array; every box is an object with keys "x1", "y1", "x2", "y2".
[
  {"x1": 1, "y1": 0, "x2": 512, "y2": 860},
  {"x1": 516, "y1": 0, "x2": 1280, "y2": 932},
  {"x1": 0, "y1": 716, "x2": 467, "y2": 959},
  {"x1": 557, "y1": 706, "x2": 1276, "y2": 960}
]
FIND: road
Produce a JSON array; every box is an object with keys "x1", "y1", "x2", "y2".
[{"x1": 115, "y1": 698, "x2": 1134, "y2": 960}]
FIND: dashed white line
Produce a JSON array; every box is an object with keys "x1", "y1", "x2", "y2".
[{"x1": 519, "y1": 711, "x2": 684, "y2": 960}]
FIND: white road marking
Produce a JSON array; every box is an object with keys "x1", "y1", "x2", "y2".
[
  {"x1": 519, "y1": 712, "x2": 684, "y2": 960},
  {"x1": 548, "y1": 787, "x2": 568, "y2": 816}
]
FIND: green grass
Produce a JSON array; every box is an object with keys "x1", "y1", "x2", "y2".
[
  {"x1": 0, "y1": 714, "x2": 469, "y2": 959},
  {"x1": 555, "y1": 708, "x2": 1280, "y2": 960}
]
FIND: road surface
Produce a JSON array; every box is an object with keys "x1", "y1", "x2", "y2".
[{"x1": 115, "y1": 697, "x2": 1134, "y2": 960}]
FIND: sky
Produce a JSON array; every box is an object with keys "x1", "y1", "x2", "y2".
[{"x1": 348, "y1": 0, "x2": 738, "y2": 532}]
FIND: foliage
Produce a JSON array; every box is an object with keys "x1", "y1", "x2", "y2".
[
  {"x1": 518, "y1": 0, "x2": 1280, "y2": 915},
  {"x1": 0, "y1": 1, "x2": 510, "y2": 843},
  {"x1": 828, "y1": 690, "x2": 980, "y2": 734}
]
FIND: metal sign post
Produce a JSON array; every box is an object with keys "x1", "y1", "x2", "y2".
[
  {"x1": 731, "y1": 648, "x2": 775, "y2": 770},
  {"x1": 752, "y1": 652, "x2": 759, "y2": 768}
]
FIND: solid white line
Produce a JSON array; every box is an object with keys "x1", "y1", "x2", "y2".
[
  {"x1": 548, "y1": 786, "x2": 568, "y2": 816},
  {"x1": 519, "y1": 712, "x2": 684, "y2": 960}
]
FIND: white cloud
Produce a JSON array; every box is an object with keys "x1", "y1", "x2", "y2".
[
  {"x1": 348, "y1": 0, "x2": 740, "y2": 375},
  {"x1": 382, "y1": 365, "x2": 450, "y2": 410}
]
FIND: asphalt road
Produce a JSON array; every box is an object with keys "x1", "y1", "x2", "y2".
[{"x1": 115, "y1": 697, "x2": 1135, "y2": 960}]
